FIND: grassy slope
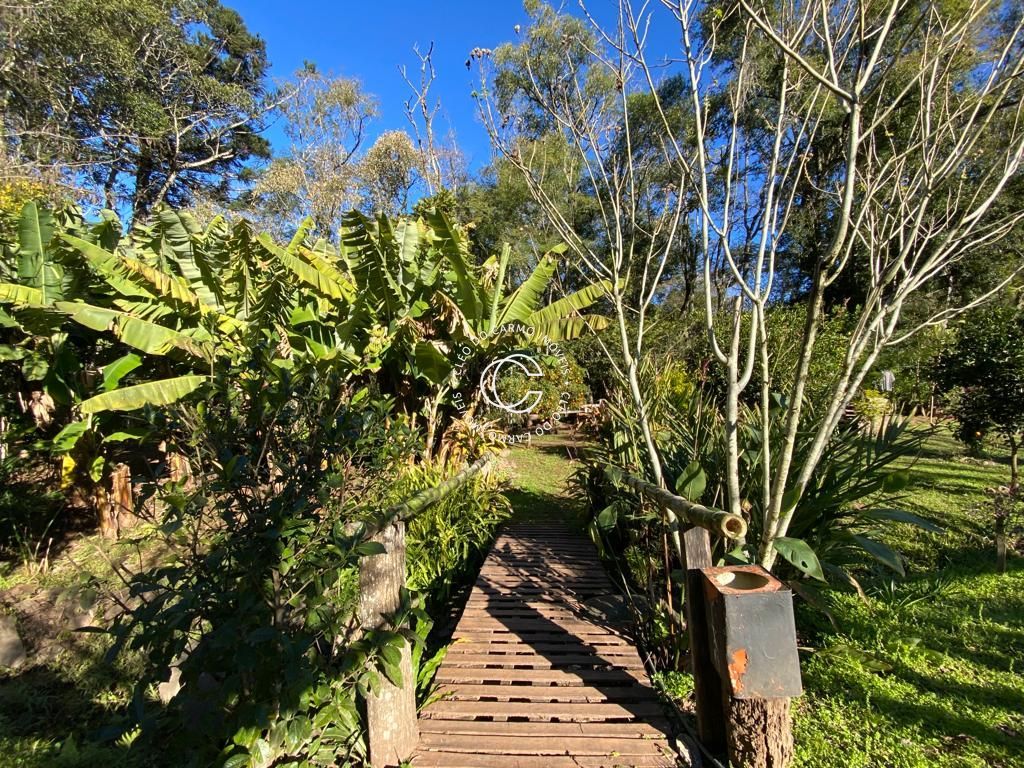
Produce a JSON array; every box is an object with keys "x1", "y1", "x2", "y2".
[
  {"x1": 501, "y1": 433, "x2": 587, "y2": 527},
  {"x1": 793, "y1": 426, "x2": 1023, "y2": 768},
  {"x1": 506, "y1": 429, "x2": 1024, "y2": 768}
]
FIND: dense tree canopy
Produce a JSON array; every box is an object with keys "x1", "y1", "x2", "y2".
[
  {"x1": 938, "y1": 296, "x2": 1024, "y2": 486},
  {"x1": 1, "y1": 0, "x2": 273, "y2": 217}
]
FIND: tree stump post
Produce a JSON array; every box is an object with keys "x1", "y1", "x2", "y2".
[
  {"x1": 110, "y1": 463, "x2": 137, "y2": 533},
  {"x1": 357, "y1": 521, "x2": 418, "y2": 766},
  {"x1": 725, "y1": 697, "x2": 794, "y2": 768},
  {"x1": 699, "y1": 565, "x2": 800, "y2": 768},
  {"x1": 96, "y1": 463, "x2": 136, "y2": 539}
]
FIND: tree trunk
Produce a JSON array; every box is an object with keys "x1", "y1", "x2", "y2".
[
  {"x1": 1009, "y1": 435, "x2": 1019, "y2": 492},
  {"x1": 95, "y1": 486, "x2": 118, "y2": 539},
  {"x1": 357, "y1": 521, "x2": 417, "y2": 766},
  {"x1": 726, "y1": 697, "x2": 794, "y2": 768}
]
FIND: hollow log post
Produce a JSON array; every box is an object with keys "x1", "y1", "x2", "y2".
[
  {"x1": 357, "y1": 520, "x2": 417, "y2": 766},
  {"x1": 615, "y1": 465, "x2": 796, "y2": 767},
  {"x1": 701, "y1": 566, "x2": 800, "y2": 768}
]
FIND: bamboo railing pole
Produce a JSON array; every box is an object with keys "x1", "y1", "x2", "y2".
[{"x1": 606, "y1": 466, "x2": 748, "y2": 540}]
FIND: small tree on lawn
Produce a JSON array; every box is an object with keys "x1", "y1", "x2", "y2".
[{"x1": 938, "y1": 298, "x2": 1024, "y2": 490}]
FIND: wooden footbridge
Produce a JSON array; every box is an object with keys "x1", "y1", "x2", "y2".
[
  {"x1": 357, "y1": 459, "x2": 801, "y2": 768},
  {"x1": 414, "y1": 523, "x2": 675, "y2": 767}
]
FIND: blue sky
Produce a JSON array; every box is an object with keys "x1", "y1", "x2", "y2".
[{"x1": 231, "y1": 0, "x2": 533, "y2": 171}]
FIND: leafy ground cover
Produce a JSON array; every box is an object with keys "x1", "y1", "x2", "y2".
[{"x1": 509, "y1": 429, "x2": 1024, "y2": 768}]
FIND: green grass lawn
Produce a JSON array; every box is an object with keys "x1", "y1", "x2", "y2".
[
  {"x1": 500, "y1": 432, "x2": 587, "y2": 527},
  {"x1": 505, "y1": 427, "x2": 1024, "y2": 768},
  {"x1": 793, "y1": 425, "x2": 1023, "y2": 768}
]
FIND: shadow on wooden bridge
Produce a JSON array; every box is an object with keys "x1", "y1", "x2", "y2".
[{"x1": 413, "y1": 523, "x2": 677, "y2": 767}]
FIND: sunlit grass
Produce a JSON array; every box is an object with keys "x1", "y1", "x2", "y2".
[{"x1": 792, "y1": 422, "x2": 1023, "y2": 768}]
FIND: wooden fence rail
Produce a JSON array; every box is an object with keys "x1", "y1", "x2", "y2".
[
  {"x1": 613, "y1": 466, "x2": 801, "y2": 768},
  {"x1": 356, "y1": 456, "x2": 491, "y2": 766}
]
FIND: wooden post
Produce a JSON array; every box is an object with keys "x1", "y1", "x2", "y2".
[
  {"x1": 357, "y1": 521, "x2": 418, "y2": 766},
  {"x1": 110, "y1": 463, "x2": 137, "y2": 533},
  {"x1": 725, "y1": 697, "x2": 794, "y2": 768},
  {"x1": 681, "y1": 525, "x2": 727, "y2": 753}
]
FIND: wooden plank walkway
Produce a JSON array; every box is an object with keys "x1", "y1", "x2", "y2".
[{"x1": 414, "y1": 523, "x2": 676, "y2": 767}]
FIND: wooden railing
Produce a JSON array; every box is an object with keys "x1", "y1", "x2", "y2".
[
  {"x1": 610, "y1": 467, "x2": 801, "y2": 768},
  {"x1": 355, "y1": 456, "x2": 491, "y2": 767}
]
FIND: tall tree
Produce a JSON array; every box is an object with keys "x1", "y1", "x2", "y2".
[
  {"x1": 938, "y1": 296, "x2": 1024, "y2": 489},
  {"x1": 0, "y1": 0, "x2": 275, "y2": 218},
  {"x1": 477, "y1": 0, "x2": 1024, "y2": 569},
  {"x1": 250, "y1": 68, "x2": 377, "y2": 238}
]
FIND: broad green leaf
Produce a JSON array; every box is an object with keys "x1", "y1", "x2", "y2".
[
  {"x1": 0, "y1": 344, "x2": 25, "y2": 361},
  {"x1": 596, "y1": 504, "x2": 618, "y2": 530},
  {"x1": 355, "y1": 541, "x2": 386, "y2": 556},
  {"x1": 497, "y1": 252, "x2": 559, "y2": 325},
  {"x1": 488, "y1": 243, "x2": 511, "y2": 331},
  {"x1": 61, "y1": 234, "x2": 154, "y2": 299},
  {"x1": 395, "y1": 218, "x2": 420, "y2": 266},
  {"x1": 101, "y1": 354, "x2": 142, "y2": 391},
  {"x1": 528, "y1": 279, "x2": 611, "y2": 326},
  {"x1": 103, "y1": 429, "x2": 150, "y2": 443},
  {"x1": 414, "y1": 341, "x2": 453, "y2": 384},
  {"x1": 380, "y1": 658, "x2": 403, "y2": 688},
  {"x1": 300, "y1": 245, "x2": 355, "y2": 302},
  {"x1": 89, "y1": 456, "x2": 105, "y2": 483},
  {"x1": 80, "y1": 375, "x2": 206, "y2": 414},
  {"x1": 780, "y1": 486, "x2": 802, "y2": 516},
  {"x1": 52, "y1": 420, "x2": 90, "y2": 452},
  {"x1": 851, "y1": 534, "x2": 905, "y2": 576},
  {"x1": 17, "y1": 201, "x2": 62, "y2": 303},
  {"x1": 56, "y1": 302, "x2": 204, "y2": 357},
  {"x1": 0, "y1": 282, "x2": 44, "y2": 306},
  {"x1": 155, "y1": 209, "x2": 222, "y2": 309},
  {"x1": 259, "y1": 234, "x2": 348, "y2": 299},
  {"x1": 425, "y1": 210, "x2": 482, "y2": 320},
  {"x1": 675, "y1": 461, "x2": 707, "y2": 502},
  {"x1": 120, "y1": 257, "x2": 202, "y2": 308},
  {"x1": 773, "y1": 536, "x2": 826, "y2": 581},
  {"x1": 530, "y1": 315, "x2": 610, "y2": 342},
  {"x1": 21, "y1": 352, "x2": 48, "y2": 380}
]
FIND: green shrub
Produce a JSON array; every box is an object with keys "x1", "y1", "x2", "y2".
[
  {"x1": 106, "y1": 355, "x2": 424, "y2": 766},
  {"x1": 493, "y1": 349, "x2": 588, "y2": 424},
  {"x1": 853, "y1": 389, "x2": 893, "y2": 422},
  {"x1": 404, "y1": 462, "x2": 511, "y2": 605}
]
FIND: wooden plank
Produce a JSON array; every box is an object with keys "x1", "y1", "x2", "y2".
[
  {"x1": 451, "y1": 632, "x2": 631, "y2": 645},
  {"x1": 418, "y1": 732, "x2": 667, "y2": 755},
  {"x1": 448, "y1": 642, "x2": 641, "y2": 657},
  {"x1": 422, "y1": 700, "x2": 665, "y2": 721},
  {"x1": 458, "y1": 607, "x2": 587, "y2": 619},
  {"x1": 434, "y1": 668, "x2": 647, "y2": 686},
  {"x1": 413, "y1": 750, "x2": 674, "y2": 767},
  {"x1": 436, "y1": 684, "x2": 658, "y2": 703},
  {"x1": 433, "y1": 653, "x2": 645, "y2": 669},
  {"x1": 418, "y1": 720, "x2": 671, "y2": 738},
  {"x1": 454, "y1": 619, "x2": 624, "y2": 634}
]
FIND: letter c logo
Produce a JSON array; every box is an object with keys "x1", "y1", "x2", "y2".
[{"x1": 479, "y1": 353, "x2": 544, "y2": 414}]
